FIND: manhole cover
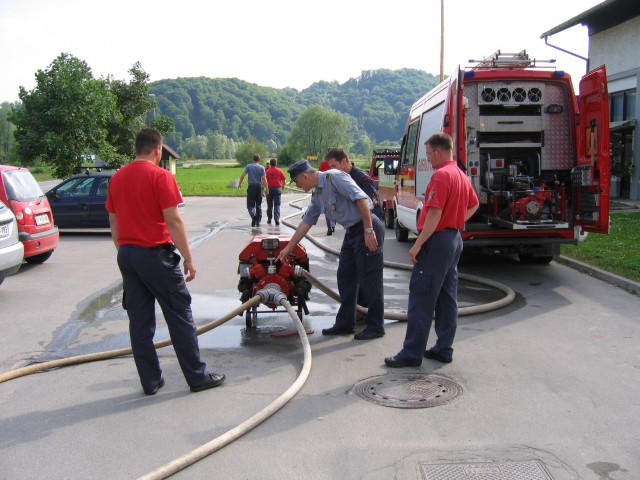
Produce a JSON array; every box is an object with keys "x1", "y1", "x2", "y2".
[
  {"x1": 420, "y1": 460, "x2": 554, "y2": 479},
  {"x1": 351, "y1": 374, "x2": 462, "y2": 409}
]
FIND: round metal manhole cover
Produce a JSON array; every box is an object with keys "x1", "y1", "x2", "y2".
[{"x1": 351, "y1": 374, "x2": 463, "y2": 409}]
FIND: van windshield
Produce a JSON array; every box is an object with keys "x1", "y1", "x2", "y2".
[{"x1": 2, "y1": 170, "x2": 44, "y2": 201}]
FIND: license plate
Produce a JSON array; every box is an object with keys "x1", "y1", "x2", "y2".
[
  {"x1": 0, "y1": 224, "x2": 8, "y2": 237},
  {"x1": 35, "y1": 213, "x2": 50, "y2": 226}
]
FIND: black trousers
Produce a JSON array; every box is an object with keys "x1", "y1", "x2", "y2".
[
  {"x1": 246, "y1": 184, "x2": 263, "y2": 223},
  {"x1": 334, "y1": 215, "x2": 385, "y2": 331},
  {"x1": 118, "y1": 244, "x2": 208, "y2": 391}
]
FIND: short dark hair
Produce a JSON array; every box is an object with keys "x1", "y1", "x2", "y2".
[
  {"x1": 253, "y1": 154, "x2": 261, "y2": 162},
  {"x1": 425, "y1": 132, "x2": 453, "y2": 151},
  {"x1": 135, "y1": 128, "x2": 162, "y2": 156},
  {"x1": 325, "y1": 147, "x2": 349, "y2": 163},
  {"x1": 270, "y1": 158, "x2": 277, "y2": 167}
]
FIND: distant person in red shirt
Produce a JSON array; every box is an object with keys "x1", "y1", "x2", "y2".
[
  {"x1": 106, "y1": 128, "x2": 225, "y2": 395},
  {"x1": 318, "y1": 159, "x2": 335, "y2": 235},
  {"x1": 265, "y1": 157, "x2": 286, "y2": 226}
]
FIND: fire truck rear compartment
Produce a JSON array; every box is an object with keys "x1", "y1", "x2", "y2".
[{"x1": 466, "y1": 80, "x2": 574, "y2": 232}]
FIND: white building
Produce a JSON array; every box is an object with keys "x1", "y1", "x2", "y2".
[{"x1": 542, "y1": 0, "x2": 640, "y2": 200}]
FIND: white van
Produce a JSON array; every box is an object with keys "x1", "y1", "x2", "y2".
[{"x1": 0, "y1": 200, "x2": 24, "y2": 286}]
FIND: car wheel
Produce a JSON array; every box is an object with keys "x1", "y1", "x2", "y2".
[
  {"x1": 394, "y1": 218, "x2": 409, "y2": 242},
  {"x1": 384, "y1": 207, "x2": 394, "y2": 229},
  {"x1": 25, "y1": 250, "x2": 54, "y2": 264}
]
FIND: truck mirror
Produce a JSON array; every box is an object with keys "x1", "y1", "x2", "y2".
[{"x1": 383, "y1": 158, "x2": 398, "y2": 175}]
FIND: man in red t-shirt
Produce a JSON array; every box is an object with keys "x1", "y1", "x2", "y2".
[
  {"x1": 265, "y1": 157, "x2": 286, "y2": 225},
  {"x1": 385, "y1": 132, "x2": 479, "y2": 368},
  {"x1": 106, "y1": 128, "x2": 225, "y2": 395}
]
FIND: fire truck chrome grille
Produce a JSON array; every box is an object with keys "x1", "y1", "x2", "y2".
[{"x1": 351, "y1": 374, "x2": 463, "y2": 409}]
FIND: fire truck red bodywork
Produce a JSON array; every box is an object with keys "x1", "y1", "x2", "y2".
[{"x1": 387, "y1": 52, "x2": 610, "y2": 262}]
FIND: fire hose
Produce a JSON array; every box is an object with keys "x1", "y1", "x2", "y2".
[
  {"x1": 282, "y1": 192, "x2": 516, "y2": 318},
  {"x1": 0, "y1": 192, "x2": 515, "y2": 479},
  {"x1": 0, "y1": 291, "x2": 311, "y2": 480}
]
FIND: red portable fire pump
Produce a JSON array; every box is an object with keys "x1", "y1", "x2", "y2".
[{"x1": 237, "y1": 235, "x2": 312, "y2": 328}]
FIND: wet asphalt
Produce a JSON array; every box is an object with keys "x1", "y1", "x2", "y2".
[{"x1": 0, "y1": 194, "x2": 639, "y2": 480}]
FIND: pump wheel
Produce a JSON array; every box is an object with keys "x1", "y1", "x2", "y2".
[
  {"x1": 245, "y1": 305, "x2": 257, "y2": 328},
  {"x1": 394, "y1": 218, "x2": 409, "y2": 242}
]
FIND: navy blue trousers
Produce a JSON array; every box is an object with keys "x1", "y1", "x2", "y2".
[
  {"x1": 118, "y1": 245, "x2": 208, "y2": 391},
  {"x1": 400, "y1": 229, "x2": 463, "y2": 361},
  {"x1": 335, "y1": 215, "x2": 385, "y2": 332},
  {"x1": 246, "y1": 184, "x2": 263, "y2": 223},
  {"x1": 266, "y1": 187, "x2": 282, "y2": 223}
]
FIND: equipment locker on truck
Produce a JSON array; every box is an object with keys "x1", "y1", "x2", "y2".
[{"x1": 386, "y1": 50, "x2": 610, "y2": 263}]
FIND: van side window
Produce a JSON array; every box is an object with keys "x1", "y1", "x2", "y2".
[{"x1": 402, "y1": 122, "x2": 419, "y2": 166}]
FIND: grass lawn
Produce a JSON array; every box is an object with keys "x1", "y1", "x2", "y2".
[
  {"x1": 176, "y1": 164, "x2": 246, "y2": 196},
  {"x1": 561, "y1": 211, "x2": 640, "y2": 282}
]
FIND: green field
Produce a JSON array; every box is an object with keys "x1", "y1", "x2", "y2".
[
  {"x1": 176, "y1": 164, "x2": 247, "y2": 196},
  {"x1": 561, "y1": 211, "x2": 640, "y2": 282}
]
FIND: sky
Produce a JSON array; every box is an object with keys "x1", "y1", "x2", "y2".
[{"x1": 0, "y1": 0, "x2": 605, "y2": 103}]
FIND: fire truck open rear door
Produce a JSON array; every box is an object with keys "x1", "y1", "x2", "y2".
[{"x1": 574, "y1": 65, "x2": 610, "y2": 234}]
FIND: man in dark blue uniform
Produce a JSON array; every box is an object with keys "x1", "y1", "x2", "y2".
[
  {"x1": 276, "y1": 160, "x2": 386, "y2": 340},
  {"x1": 238, "y1": 154, "x2": 268, "y2": 227}
]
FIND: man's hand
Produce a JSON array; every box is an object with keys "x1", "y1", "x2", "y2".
[
  {"x1": 183, "y1": 258, "x2": 196, "y2": 282},
  {"x1": 408, "y1": 244, "x2": 421, "y2": 264},
  {"x1": 276, "y1": 246, "x2": 293, "y2": 263},
  {"x1": 364, "y1": 231, "x2": 378, "y2": 252}
]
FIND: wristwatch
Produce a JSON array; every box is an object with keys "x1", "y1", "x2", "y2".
[{"x1": 364, "y1": 227, "x2": 374, "y2": 234}]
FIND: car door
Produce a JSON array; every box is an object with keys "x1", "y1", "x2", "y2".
[
  {"x1": 86, "y1": 176, "x2": 110, "y2": 227},
  {"x1": 47, "y1": 177, "x2": 96, "y2": 228}
]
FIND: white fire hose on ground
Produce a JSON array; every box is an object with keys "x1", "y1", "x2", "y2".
[{"x1": 0, "y1": 192, "x2": 515, "y2": 479}]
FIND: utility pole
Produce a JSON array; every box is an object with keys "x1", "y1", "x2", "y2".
[{"x1": 440, "y1": 0, "x2": 444, "y2": 82}]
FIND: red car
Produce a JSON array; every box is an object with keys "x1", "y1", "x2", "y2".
[{"x1": 0, "y1": 165, "x2": 59, "y2": 264}]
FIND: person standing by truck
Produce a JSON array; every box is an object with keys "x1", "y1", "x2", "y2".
[
  {"x1": 265, "y1": 157, "x2": 286, "y2": 226},
  {"x1": 385, "y1": 133, "x2": 478, "y2": 367}
]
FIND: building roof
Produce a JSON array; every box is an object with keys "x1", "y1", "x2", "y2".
[
  {"x1": 161, "y1": 144, "x2": 181, "y2": 160},
  {"x1": 541, "y1": 0, "x2": 640, "y2": 38}
]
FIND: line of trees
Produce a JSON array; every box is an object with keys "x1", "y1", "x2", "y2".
[{"x1": 2, "y1": 54, "x2": 439, "y2": 173}]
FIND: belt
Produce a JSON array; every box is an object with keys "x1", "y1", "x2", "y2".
[
  {"x1": 346, "y1": 221, "x2": 363, "y2": 234},
  {"x1": 133, "y1": 243, "x2": 176, "y2": 251}
]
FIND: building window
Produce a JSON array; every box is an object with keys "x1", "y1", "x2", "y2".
[{"x1": 610, "y1": 89, "x2": 636, "y2": 122}]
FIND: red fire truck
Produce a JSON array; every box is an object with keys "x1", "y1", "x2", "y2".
[{"x1": 385, "y1": 50, "x2": 611, "y2": 263}]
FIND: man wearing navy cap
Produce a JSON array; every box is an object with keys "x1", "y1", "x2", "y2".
[{"x1": 276, "y1": 160, "x2": 386, "y2": 340}]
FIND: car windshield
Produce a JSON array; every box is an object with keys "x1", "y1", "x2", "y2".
[{"x1": 2, "y1": 170, "x2": 44, "y2": 201}]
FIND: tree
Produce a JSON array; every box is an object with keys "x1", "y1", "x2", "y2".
[
  {"x1": 9, "y1": 53, "x2": 116, "y2": 178},
  {"x1": 104, "y1": 62, "x2": 157, "y2": 162},
  {"x1": 0, "y1": 102, "x2": 18, "y2": 163},
  {"x1": 148, "y1": 115, "x2": 175, "y2": 140},
  {"x1": 285, "y1": 106, "x2": 351, "y2": 161},
  {"x1": 182, "y1": 135, "x2": 208, "y2": 159},
  {"x1": 235, "y1": 137, "x2": 267, "y2": 165}
]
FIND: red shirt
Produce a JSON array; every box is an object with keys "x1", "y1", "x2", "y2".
[
  {"x1": 265, "y1": 166, "x2": 286, "y2": 188},
  {"x1": 105, "y1": 161, "x2": 183, "y2": 247},
  {"x1": 417, "y1": 161, "x2": 479, "y2": 232},
  {"x1": 318, "y1": 160, "x2": 331, "y2": 172}
]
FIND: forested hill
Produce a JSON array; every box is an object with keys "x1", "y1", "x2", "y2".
[{"x1": 149, "y1": 68, "x2": 440, "y2": 150}]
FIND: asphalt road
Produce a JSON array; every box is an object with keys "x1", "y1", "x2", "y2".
[{"x1": 1, "y1": 195, "x2": 639, "y2": 480}]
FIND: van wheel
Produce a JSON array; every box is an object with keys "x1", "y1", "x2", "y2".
[
  {"x1": 394, "y1": 218, "x2": 409, "y2": 242},
  {"x1": 384, "y1": 207, "x2": 394, "y2": 229},
  {"x1": 25, "y1": 250, "x2": 53, "y2": 264}
]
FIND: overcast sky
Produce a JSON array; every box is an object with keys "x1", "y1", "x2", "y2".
[{"x1": 1, "y1": 0, "x2": 604, "y2": 102}]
